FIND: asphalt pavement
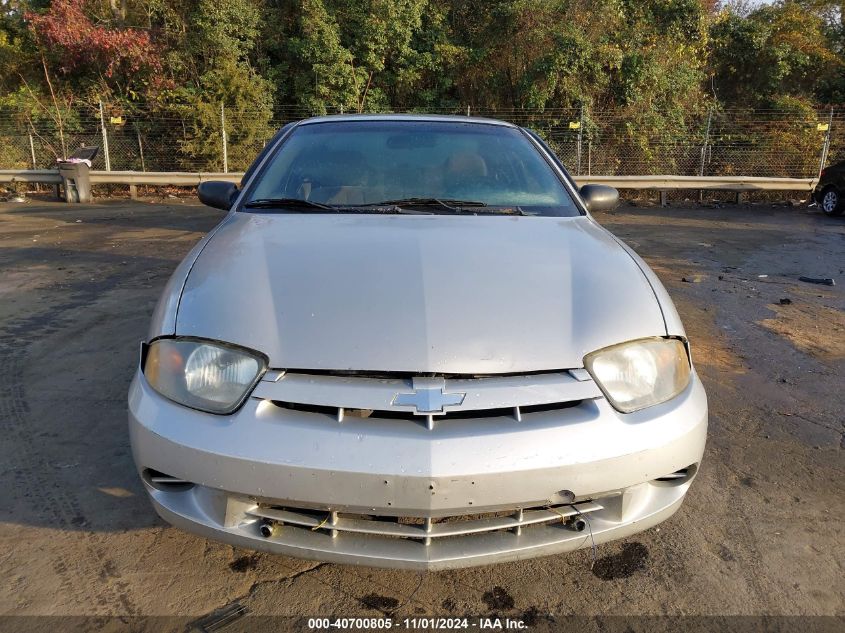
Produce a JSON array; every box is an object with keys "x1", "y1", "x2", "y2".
[{"x1": 0, "y1": 196, "x2": 842, "y2": 631}]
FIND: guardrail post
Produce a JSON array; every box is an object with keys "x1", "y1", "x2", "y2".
[
  {"x1": 576, "y1": 103, "x2": 584, "y2": 176},
  {"x1": 818, "y1": 106, "x2": 834, "y2": 180},
  {"x1": 99, "y1": 100, "x2": 111, "y2": 171},
  {"x1": 29, "y1": 134, "x2": 37, "y2": 169},
  {"x1": 699, "y1": 108, "x2": 712, "y2": 178},
  {"x1": 699, "y1": 108, "x2": 712, "y2": 202},
  {"x1": 221, "y1": 102, "x2": 228, "y2": 174},
  {"x1": 136, "y1": 126, "x2": 146, "y2": 172}
]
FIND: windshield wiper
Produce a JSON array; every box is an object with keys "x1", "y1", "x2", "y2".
[
  {"x1": 371, "y1": 198, "x2": 525, "y2": 215},
  {"x1": 244, "y1": 198, "x2": 423, "y2": 214},
  {"x1": 244, "y1": 198, "x2": 333, "y2": 210},
  {"x1": 244, "y1": 197, "x2": 525, "y2": 216},
  {"x1": 374, "y1": 197, "x2": 487, "y2": 211}
]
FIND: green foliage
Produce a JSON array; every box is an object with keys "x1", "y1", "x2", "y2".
[
  {"x1": 1, "y1": 0, "x2": 844, "y2": 173},
  {"x1": 175, "y1": 58, "x2": 275, "y2": 170},
  {"x1": 710, "y1": 1, "x2": 842, "y2": 106},
  {"x1": 190, "y1": 0, "x2": 262, "y2": 65},
  {"x1": 285, "y1": 0, "x2": 357, "y2": 113},
  {"x1": 280, "y1": 0, "x2": 429, "y2": 113},
  {"x1": 0, "y1": 5, "x2": 33, "y2": 95}
]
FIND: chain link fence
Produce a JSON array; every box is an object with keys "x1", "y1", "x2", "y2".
[{"x1": 1, "y1": 104, "x2": 843, "y2": 178}]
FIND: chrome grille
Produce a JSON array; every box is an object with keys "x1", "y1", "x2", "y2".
[
  {"x1": 252, "y1": 370, "x2": 602, "y2": 429},
  {"x1": 271, "y1": 399, "x2": 582, "y2": 422}
]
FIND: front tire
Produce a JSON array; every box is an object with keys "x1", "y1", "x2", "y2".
[{"x1": 820, "y1": 186, "x2": 844, "y2": 216}]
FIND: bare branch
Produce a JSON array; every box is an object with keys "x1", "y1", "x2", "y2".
[{"x1": 39, "y1": 52, "x2": 67, "y2": 159}]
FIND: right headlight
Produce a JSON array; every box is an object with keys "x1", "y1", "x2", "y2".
[
  {"x1": 584, "y1": 337, "x2": 691, "y2": 413},
  {"x1": 143, "y1": 338, "x2": 267, "y2": 414}
]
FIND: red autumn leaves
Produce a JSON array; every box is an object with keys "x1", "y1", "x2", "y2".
[{"x1": 26, "y1": 0, "x2": 161, "y2": 80}]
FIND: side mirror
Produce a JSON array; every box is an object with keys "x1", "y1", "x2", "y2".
[
  {"x1": 579, "y1": 184, "x2": 619, "y2": 213},
  {"x1": 198, "y1": 181, "x2": 238, "y2": 210}
]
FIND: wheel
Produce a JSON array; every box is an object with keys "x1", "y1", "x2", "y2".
[{"x1": 820, "y1": 186, "x2": 844, "y2": 216}]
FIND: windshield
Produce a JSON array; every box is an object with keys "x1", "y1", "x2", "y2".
[{"x1": 243, "y1": 120, "x2": 581, "y2": 216}]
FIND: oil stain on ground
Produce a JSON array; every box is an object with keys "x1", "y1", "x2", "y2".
[
  {"x1": 229, "y1": 554, "x2": 260, "y2": 572},
  {"x1": 521, "y1": 606, "x2": 554, "y2": 626},
  {"x1": 482, "y1": 586, "x2": 515, "y2": 610},
  {"x1": 359, "y1": 594, "x2": 400, "y2": 613},
  {"x1": 591, "y1": 542, "x2": 649, "y2": 580}
]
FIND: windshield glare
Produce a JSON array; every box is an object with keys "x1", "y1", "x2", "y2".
[{"x1": 244, "y1": 120, "x2": 580, "y2": 216}]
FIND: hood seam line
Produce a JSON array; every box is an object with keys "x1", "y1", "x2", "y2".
[{"x1": 173, "y1": 213, "x2": 234, "y2": 333}]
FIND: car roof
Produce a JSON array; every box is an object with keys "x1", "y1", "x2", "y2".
[{"x1": 295, "y1": 113, "x2": 517, "y2": 128}]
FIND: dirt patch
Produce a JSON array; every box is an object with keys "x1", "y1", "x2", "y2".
[
  {"x1": 693, "y1": 332, "x2": 747, "y2": 374},
  {"x1": 641, "y1": 257, "x2": 706, "y2": 282},
  {"x1": 758, "y1": 301, "x2": 845, "y2": 360}
]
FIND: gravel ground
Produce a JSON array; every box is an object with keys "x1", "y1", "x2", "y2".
[{"x1": 0, "y1": 197, "x2": 842, "y2": 631}]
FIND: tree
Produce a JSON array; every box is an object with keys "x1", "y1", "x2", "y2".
[
  {"x1": 26, "y1": 0, "x2": 163, "y2": 103},
  {"x1": 175, "y1": 58, "x2": 275, "y2": 171},
  {"x1": 3, "y1": 0, "x2": 845, "y2": 174},
  {"x1": 710, "y1": 1, "x2": 841, "y2": 106},
  {"x1": 283, "y1": 0, "x2": 357, "y2": 113},
  {"x1": 161, "y1": 0, "x2": 274, "y2": 170}
]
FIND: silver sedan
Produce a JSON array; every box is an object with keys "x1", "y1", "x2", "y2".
[{"x1": 129, "y1": 115, "x2": 707, "y2": 570}]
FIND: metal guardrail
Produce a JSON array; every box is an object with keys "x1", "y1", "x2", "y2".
[
  {"x1": 89, "y1": 171, "x2": 242, "y2": 186},
  {"x1": 0, "y1": 169, "x2": 63, "y2": 184},
  {"x1": 572, "y1": 175, "x2": 817, "y2": 191},
  {"x1": 0, "y1": 169, "x2": 241, "y2": 186},
  {"x1": 1, "y1": 169, "x2": 817, "y2": 193}
]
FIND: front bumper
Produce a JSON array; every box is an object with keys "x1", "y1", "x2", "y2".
[{"x1": 128, "y1": 370, "x2": 707, "y2": 570}]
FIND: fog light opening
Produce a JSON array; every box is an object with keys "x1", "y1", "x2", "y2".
[
  {"x1": 142, "y1": 468, "x2": 195, "y2": 492},
  {"x1": 654, "y1": 463, "x2": 698, "y2": 485}
]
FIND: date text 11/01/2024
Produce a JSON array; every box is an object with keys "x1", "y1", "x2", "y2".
[{"x1": 307, "y1": 617, "x2": 529, "y2": 630}]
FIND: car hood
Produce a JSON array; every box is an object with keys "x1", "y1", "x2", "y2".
[{"x1": 176, "y1": 212, "x2": 666, "y2": 373}]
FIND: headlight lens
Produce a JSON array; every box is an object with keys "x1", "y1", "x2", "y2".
[
  {"x1": 584, "y1": 338, "x2": 690, "y2": 413},
  {"x1": 143, "y1": 338, "x2": 266, "y2": 414}
]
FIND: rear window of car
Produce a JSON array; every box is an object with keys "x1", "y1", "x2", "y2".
[{"x1": 244, "y1": 120, "x2": 581, "y2": 217}]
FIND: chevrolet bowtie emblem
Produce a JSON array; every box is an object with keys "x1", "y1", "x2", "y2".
[{"x1": 392, "y1": 377, "x2": 466, "y2": 414}]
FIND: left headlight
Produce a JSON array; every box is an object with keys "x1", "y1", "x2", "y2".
[
  {"x1": 143, "y1": 338, "x2": 267, "y2": 414},
  {"x1": 584, "y1": 337, "x2": 691, "y2": 413}
]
